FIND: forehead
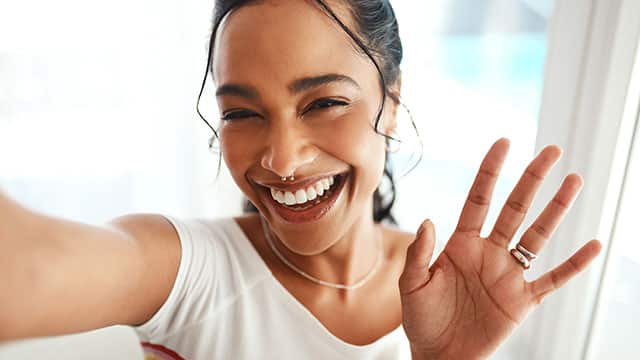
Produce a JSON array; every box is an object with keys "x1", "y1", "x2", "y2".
[{"x1": 211, "y1": 0, "x2": 372, "y2": 89}]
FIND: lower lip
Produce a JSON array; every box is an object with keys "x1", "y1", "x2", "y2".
[{"x1": 259, "y1": 173, "x2": 349, "y2": 224}]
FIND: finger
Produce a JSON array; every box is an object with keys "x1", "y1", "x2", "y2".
[
  {"x1": 529, "y1": 239, "x2": 602, "y2": 302},
  {"x1": 517, "y1": 173, "x2": 583, "y2": 255},
  {"x1": 399, "y1": 219, "x2": 436, "y2": 295},
  {"x1": 488, "y1": 145, "x2": 562, "y2": 247},
  {"x1": 455, "y1": 138, "x2": 510, "y2": 235}
]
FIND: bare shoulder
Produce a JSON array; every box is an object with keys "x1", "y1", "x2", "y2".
[
  {"x1": 380, "y1": 223, "x2": 416, "y2": 261},
  {"x1": 106, "y1": 213, "x2": 181, "y2": 326},
  {"x1": 107, "y1": 213, "x2": 179, "y2": 248},
  {"x1": 376, "y1": 224, "x2": 416, "y2": 291}
]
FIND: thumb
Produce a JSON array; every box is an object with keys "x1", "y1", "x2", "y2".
[{"x1": 399, "y1": 219, "x2": 436, "y2": 295}]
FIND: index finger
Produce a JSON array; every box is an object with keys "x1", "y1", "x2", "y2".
[{"x1": 455, "y1": 138, "x2": 510, "y2": 235}]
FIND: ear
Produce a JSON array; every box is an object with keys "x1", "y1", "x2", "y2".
[{"x1": 382, "y1": 73, "x2": 402, "y2": 136}]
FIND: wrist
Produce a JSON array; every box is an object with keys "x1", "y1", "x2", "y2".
[
  {"x1": 410, "y1": 344, "x2": 443, "y2": 360},
  {"x1": 410, "y1": 344, "x2": 487, "y2": 360}
]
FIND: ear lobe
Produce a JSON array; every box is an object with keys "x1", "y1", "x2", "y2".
[{"x1": 383, "y1": 103, "x2": 398, "y2": 135}]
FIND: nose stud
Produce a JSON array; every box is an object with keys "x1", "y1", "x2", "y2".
[{"x1": 281, "y1": 172, "x2": 295, "y2": 182}]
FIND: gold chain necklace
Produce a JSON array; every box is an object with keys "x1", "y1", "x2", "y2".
[{"x1": 259, "y1": 216, "x2": 382, "y2": 290}]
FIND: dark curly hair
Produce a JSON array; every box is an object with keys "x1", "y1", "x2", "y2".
[{"x1": 197, "y1": 0, "x2": 404, "y2": 224}]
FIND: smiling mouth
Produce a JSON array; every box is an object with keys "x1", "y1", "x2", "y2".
[{"x1": 256, "y1": 171, "x2": 350, "y2": 223}]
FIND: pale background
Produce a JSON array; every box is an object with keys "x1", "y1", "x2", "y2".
[{"x1": 1, "y1": 0, "x2": 638, "y2": 359}]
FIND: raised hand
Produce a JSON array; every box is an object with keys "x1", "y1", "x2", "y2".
[{"x1": 398, "y1": 138, "x2": 602, "y2": 360}]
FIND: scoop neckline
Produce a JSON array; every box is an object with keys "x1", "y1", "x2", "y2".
[{"x1": 226, "y1": 217, "x2": 406, "y2": 353}]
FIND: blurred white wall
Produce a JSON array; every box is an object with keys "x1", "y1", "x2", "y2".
[
  {"x1": 0, "y1": 0, "x2": 241, "y2": 357},
  {"x1": 4, "y1": 0, "x2": 637, "y2": 359}
]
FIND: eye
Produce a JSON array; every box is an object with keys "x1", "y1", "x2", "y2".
[
  {"x1": 304, "y1": 98, "x2": 349, "y2": 114},
  {"x1": 220, "y1": 109, "x2": 259, "y2": 121}
]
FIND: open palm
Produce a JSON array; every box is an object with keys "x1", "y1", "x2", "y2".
[{"x1": 398, "y1": 139, "x2": 602, "y2": 359}]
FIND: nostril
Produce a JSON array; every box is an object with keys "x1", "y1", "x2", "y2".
[{"x1": 259, "y1": 141, "x2": 319, "y2": 177}]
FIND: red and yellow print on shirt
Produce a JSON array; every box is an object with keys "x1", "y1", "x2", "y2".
[{"x1": 141, "y1": 342, "x2": 186, "y2": 360}]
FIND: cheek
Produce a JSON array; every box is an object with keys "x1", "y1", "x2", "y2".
[
  {"x1": 220, "y1": 123, "x2": 264, "y2": 162},
  {"x1": 330, "y1": 121, "x2": 385, "y2": 167},
  {"x1": 219, "y1": 127, "x2": 262, "y2": 194},
  {"x1": 318, "y1": 109, "x2": 387, "y2": 195}
]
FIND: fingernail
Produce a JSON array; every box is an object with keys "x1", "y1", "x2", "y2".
[{"x1": 416, "y1": 219, "x2": 430, "y2": 238}]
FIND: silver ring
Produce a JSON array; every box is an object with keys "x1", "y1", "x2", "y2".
[
  {"x1": 281, "y1": 172, "x2": 295, "y2": 182},
  {"x1": 516, "y1": 243, "x2": 538, "y2": 260},
  {"x1": 510, "y1": 249, "x2": 531, "y2": 269}
]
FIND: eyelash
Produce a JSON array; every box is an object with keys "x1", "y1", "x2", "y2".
[
  {"x1": 220, "y1": 98, "x2": 348, "y2": 121},
  {"x1": 305, "y1": 98, "x2": 349, "y2": 112},
  {"x1": 220, "y1": 109, "x2": 257, "y2": 121}
]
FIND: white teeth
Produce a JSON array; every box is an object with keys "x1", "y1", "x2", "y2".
[
  {"x1": 284, "y1": 191, "x2": 296, "y2": 205},
  {"x1": 295, "y1": 189, "x2": 307, "y2": 204},
  {"x1": 306, "y1": 186, "x2": 317, "y2": 200},
  {"x1": 269, "y1": 189, "x2": 286, "y2": 204},
  {"x1": 269, "y1": 175, "x2": 340, "y2": 206},
  {"x1": 271, "y1": 188, "x2": 286, "y2": 204}
]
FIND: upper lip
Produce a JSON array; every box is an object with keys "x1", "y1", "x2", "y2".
[{"x1": 252, "y1": 171, "x2": 348, "y2": 192}]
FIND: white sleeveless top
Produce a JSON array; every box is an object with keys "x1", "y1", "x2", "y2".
[{"x1": 133, "y1": 215, "x2": 411, "y2": 360}]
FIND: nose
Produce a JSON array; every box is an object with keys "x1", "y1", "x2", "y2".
[{"x1": 260, "y1": 122, "x2": 317, "y2": 178}]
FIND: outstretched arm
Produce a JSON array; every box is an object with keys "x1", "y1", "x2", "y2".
[{"x1": 0, "y1": 192, "x2": 180, "y2": 341}]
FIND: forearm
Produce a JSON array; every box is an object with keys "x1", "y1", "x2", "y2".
[
  {"x1": 0, "y1": 192, "x2": 46, "y2": 339},
  {"x1": 0, "y1": 193, "x2": 126, "y2": 340},
  {"x1": 0, "y1": 192, "x2": 175, "y2": 341}
]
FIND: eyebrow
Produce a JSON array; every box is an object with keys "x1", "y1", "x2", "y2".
[
  {"x1": 215, "y1": 73, "x2": 360, "y2": 100},
  {"x1": 288, "y1": 73, "x2": 360, "y2": 94},
  {"x1": 215, "y1": 84, "x2": 259, "y2": 100}
]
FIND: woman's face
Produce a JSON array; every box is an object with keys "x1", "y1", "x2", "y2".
[{"x1": 212, "y1": 0, "x2": 398, "y2": 254}]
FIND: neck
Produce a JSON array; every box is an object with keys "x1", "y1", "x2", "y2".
[{"x1": 264, "y1": 204, "x2": 382, "y2": 292}]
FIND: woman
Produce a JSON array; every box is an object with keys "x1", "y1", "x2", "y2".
[{"x1": 0, "y1": 0, "x2": 602, "y2": 359}]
